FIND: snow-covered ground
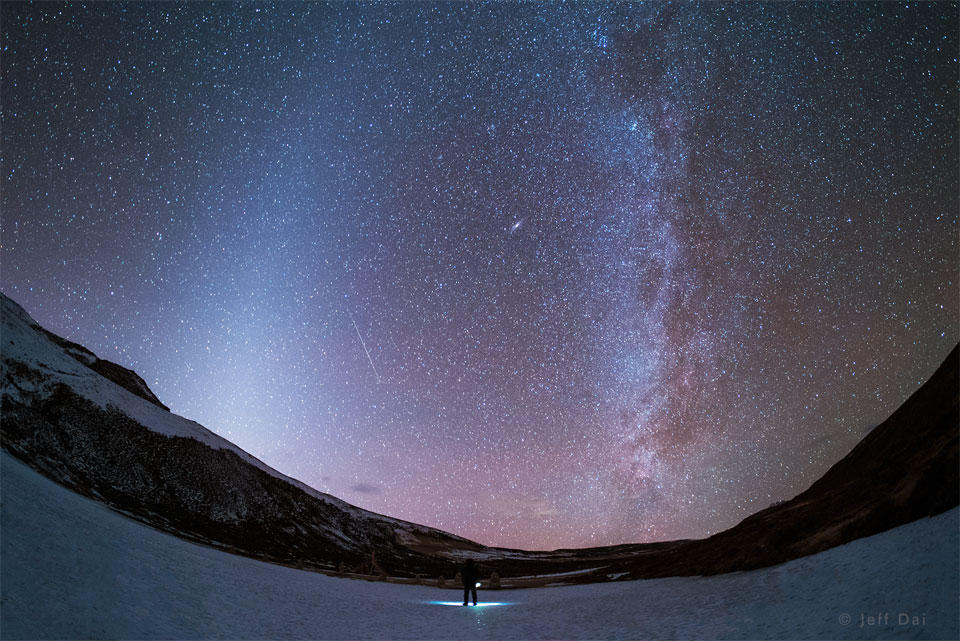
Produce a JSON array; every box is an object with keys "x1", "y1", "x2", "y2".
[{"x1": 1, "y1": 452, "x2": 957, "y2": 640}]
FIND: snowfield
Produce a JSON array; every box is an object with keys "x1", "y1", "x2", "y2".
[{"x1": 1, "y1": 452, "x2": 957, "y2": 640}]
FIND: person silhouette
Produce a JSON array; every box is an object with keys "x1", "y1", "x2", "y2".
[{"x1": 461, "y1": 558, "x2": 478, "y2": 606}]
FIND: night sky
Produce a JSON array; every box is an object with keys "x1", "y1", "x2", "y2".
[{"x1": 2, "y1": 2, "x2": 957, "y2": 550}]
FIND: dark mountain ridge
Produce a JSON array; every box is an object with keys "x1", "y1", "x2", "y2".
[
  {"x1": 52, "y1": 334, "x2": 169, "y2": 411},
  {"x1": 621, "y1": 341, "x2": 959, "y2": 579},
  {"x1": 1, "y1": 291, "x2": 956, "y2": 584}
]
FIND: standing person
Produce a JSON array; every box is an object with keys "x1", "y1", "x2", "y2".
[{"x1": 461, "y1": 558, "x2": 478, "y2": 606}]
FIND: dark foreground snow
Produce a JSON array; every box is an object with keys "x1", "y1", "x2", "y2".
[{"x1": 1, "y1": 452, "x2": 957, "y2": 640}]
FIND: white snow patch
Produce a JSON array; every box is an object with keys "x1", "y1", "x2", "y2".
[
  {"x1": 439, "y1": 546, "x2": 575, "y2": 561},
  {"x1": 514, "y1": 566, "x2": 605, "y2": 579}
]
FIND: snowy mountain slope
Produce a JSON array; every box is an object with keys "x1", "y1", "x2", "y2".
[
  {"x1": 1, "y1": 292, "x2": 426, "y2": 523},
  {"x1": 2, "y1": 450, "x2": 957, "y2": 640}
]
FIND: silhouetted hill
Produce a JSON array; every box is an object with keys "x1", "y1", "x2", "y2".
[{"x1": 621, "y1": 343, "x2": 959, "y2": 579}]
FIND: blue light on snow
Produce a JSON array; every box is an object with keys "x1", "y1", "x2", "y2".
[{"x1": 427, "y1": 601, "x2": 512, "y2": 608}]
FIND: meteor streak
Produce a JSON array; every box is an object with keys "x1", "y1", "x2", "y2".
[{"x1": 348, "y1": 310, "x2": 381, "y2": 384}]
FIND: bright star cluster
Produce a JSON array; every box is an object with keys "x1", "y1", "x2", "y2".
[{"x1": 2, "y1": 2, "x2": 956, "y2": 550}]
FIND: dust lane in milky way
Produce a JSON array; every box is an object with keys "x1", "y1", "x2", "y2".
[{"x1": 1, "y1": 2, "x2": 956, "y2": 549}]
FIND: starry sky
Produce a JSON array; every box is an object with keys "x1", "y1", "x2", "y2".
[{"x1": 2, "y1": 2, "x2": 957, "y2": 550}]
